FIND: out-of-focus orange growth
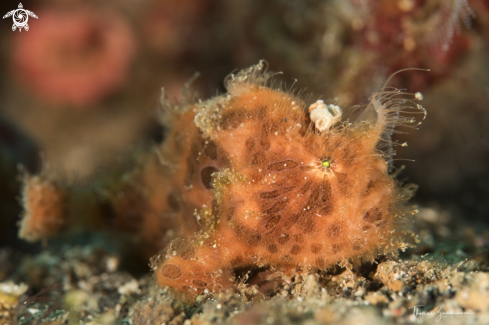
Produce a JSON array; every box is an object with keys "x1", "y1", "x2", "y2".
[
  {"x1": 12, "y1": 7, "x2": 136, "y2": 107},
  {"x1": 19, "y1": 175, "x2": 66, "y2": 242},
  {"x1": 17, "y1": 90, "x2": 224, "y2": 258}
]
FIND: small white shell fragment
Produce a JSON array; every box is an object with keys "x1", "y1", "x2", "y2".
[
  {"x1": 106, "y1": 256, "x2": 119, "y2": 272},
  {"x1": 308, "y1": 100, "x2": 343, "y2": 132},
  {"x1": 118, "y1": 279, "x2": 141, "y2": 295},
  {"x1": 0, "y1": 281, "x2": 28, "y2": 296}
]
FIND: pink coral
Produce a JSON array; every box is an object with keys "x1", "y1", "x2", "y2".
[{"x1": 12, "y1": 8, "x2": 136, "y2": 107}]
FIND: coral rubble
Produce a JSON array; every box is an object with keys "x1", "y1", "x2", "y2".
[{"x1": 2, "y1": 209, "x2": 489, "y2": 324}]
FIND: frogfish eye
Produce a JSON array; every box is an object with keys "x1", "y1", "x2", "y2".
[{"x1": 321, "y1": 160, "x2": 331, "y2": 168}]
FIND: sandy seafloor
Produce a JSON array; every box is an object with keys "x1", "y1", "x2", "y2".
[{"x1": 0, "y1": 206, "x2": 488, "y2": 325}]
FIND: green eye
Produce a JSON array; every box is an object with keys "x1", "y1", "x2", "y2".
[{"x1": 321, "y1": 160, "x2": 331, "y2": 168}]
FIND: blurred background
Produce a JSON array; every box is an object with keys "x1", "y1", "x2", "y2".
[{"x1": 1, "y1": 0, "x2": 489, "y2": 251}]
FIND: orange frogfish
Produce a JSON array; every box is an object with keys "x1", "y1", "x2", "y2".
[
  {"x1": 151, "y1": 62, "x2": 424, "y2": 297},
  {"x1": 18, "y1": 61, "x2": 424, "y2": 299}
]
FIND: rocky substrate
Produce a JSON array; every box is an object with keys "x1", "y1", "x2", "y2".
[{"x1": 0, "y1": 207, "x2": 488, "y2": 325}]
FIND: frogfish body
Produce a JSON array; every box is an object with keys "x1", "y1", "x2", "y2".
[{"x1": 152, "y1": 61, "x2": 423, "y2": 297}]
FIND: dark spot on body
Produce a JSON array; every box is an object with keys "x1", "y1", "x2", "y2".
[
  {"x1": 290, "y1": 245, "x2": 301, "y2": 255},
  {"x1": 306, "y1": 187, "x2": 321, "y2": 207},
  {"x1": 366, "y1": 180, "x2": 376, "y2": 192},
  {"x1": 284, "y1": 214, "x2": 299, "y2": 228},
  {"x1": 230, "y1": 256, "x2": 244, "y2": 266},
  {"x1": 220, "y1": 110, "x2": 244, "y2": 130},
  {"x1": 328, "y1": 224, "x2": 343, "y2": 238},
  {"x1": 265, "y1": 229, "x2": 280, "y2": 240},
  {"x1": 260, "y1": 186, "x2": 295, "y2": 199},
  {"x1": 227, "y1": 207, "x2": 235, "y2": 221},
  {"x1": 332, "y1": 243, "x2": 342, "y2": 253},
  {"x1": 245, "y1": 138, "x2": 255, "y2": 152},
  {"x1": 315, "y1": 257, "x2": 326, "y2": 267},
  {"x1": 203, "y1": 140, "x2": 218, "y2": 160},
  {"x1": 252, "y1": 152, "x2": 266, "y2": 165},
  {"x1": 180, "y1": 248, "x2": 196, "y2": 260},
  {"x1": 266, "y1": 199, "x2": 288, "y2": 214},
  {"x1": 311, "y1": 244, "x2": 322, "y2": 254},
  {"x1": 192, "y1": 279, "x2": 207, "y2": 287},
  {"x1": 261, "y1": 124, "x2": 270, "y2": 150},
  {"x1": 185, "y1": 143, "x2": 199, "y2": 183},
  {"x1": 201, "y1": 166, "x2": 218, "y2": 189},
  {"x1": 282, "y1": 255, "x2": 292, "y2": 262},
  {"x1": 233, "y1": 223, "x2": 246, "y2": 238},
  {"x1": 267, "y1": 244, "x2": 278, "y2": 253},
  {"x1": 167, "y1": 193, "x2": 180, "y2": 212},
  {"x1": 322, "y1": 179, "x2": 332, "y2": 202},
  {"x1": 257, "y1": 106, "x2": 267, "y2": 119},
  {"x1": 161, "y1": 264, "x2": 182, "y2": 279},
  {"x1": 299, "y1": 180, "x2": 312, "y2": 195},
  {"x1": 320, "y1": 202, "x2": 334, "y2": 216},
  {"x1": 265, "y1": 215, "x2": 281, "y2": 230},
  {"x1": 299, "y1": 218, "x2": 315, "y2": 233},
  {"x1": 248, "y1": 234, "x2": 261, "y2": 247},
  {"x1": 268, "y1": 160, "x2": 298, "y2": 171},
  {"x1": 363, "y1": 209, "x2": 382, "y2": 223}
]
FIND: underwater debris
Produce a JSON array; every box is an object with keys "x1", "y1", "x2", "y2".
[
  {"x1": 18, "y1": 61, "x2": 425, "y2": 300},
  {"x1": 308, "y1": 100, "x2": 343, "y2": 132}
]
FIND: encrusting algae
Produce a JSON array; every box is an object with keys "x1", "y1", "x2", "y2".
[{"x1": 18, "y1": 61, "x2": 426, "y2": 300}]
